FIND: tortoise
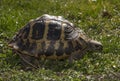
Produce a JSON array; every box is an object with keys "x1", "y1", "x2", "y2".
[{"x1": 8, "y1": 14, "x2": 103, "y2": 68}]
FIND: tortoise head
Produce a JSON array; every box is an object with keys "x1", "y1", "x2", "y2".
[{"x1": 88, "y1": 40, "x2": 103, "y2": 51}]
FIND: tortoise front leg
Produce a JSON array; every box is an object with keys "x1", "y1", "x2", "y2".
[
  {"x1": 68, "y1": 54, "x2": 75, "y2": 63},
  {"x1": 73, "y1": 51, "x2": 86, "y2": 60},
  {"x1": 68, "y1": 50, "x2": 86, "y2": 63}
]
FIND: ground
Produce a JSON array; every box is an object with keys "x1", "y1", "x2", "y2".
[{"x1": 0, "y1": 0, "x2": 120, "y2": 81}]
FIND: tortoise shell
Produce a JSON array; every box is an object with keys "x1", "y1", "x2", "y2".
[{"x1": 9, "y1": 14, "x2": 103, "y2": 67}]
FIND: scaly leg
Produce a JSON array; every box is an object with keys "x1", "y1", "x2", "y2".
[{"x1": 16, "y1": 51, "x2": 39, "y2": 69}]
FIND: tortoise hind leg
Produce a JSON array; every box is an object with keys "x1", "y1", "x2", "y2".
[
  {"x1": 17, "y1": 51, "x2": 40, "y2": 70},
  {"x1": 19, "y1": 54, "x2": 38, "y2": 69}
]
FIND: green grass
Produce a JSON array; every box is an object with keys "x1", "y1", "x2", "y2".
[{"x1": 0, "y1": 0, "x2": 120, "y2": 81}]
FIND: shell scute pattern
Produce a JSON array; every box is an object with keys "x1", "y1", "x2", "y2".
[
  {"x1": 10, "y1": 14, "x2": 87, "y2": 58},
  {"x1": 31, "y1": 21, "x2": 45, "y2": 40},
  {"x1": 56, "y1": 41, "x2": 64, "y2": 56},
  {"x1": 9, "y1": 14, "x2": 103, "y2": 68},
  {"x1": 65, "y1": 41, "x2": 74, "y2": 55},
  {"x1": 44, "y1": 41, "x2": 55, "y2": 56},
  {"x1": 47, "y1": 21, "x2": 61, "y2": 40}
]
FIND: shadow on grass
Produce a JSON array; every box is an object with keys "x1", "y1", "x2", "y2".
[{"x1": 4, "y1": 51, "x2": 81, "y2": 72}]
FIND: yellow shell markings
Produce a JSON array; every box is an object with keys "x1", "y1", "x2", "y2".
[
  {"x1": 43, "y1": 22, "x2": 70, "y2": 60},
  {"x1": 61, "y1": 23, "x2": 70, "y2": 57},
  {"x1": 18, "y1": 18, "x2": 78, "y2": 60},
  {"x1": 35, "y1": 20, "x2": 50, "y2": 58},
  {"x1": 43, "y1": 20, "x2": 49, "y2": 40},
  {"x1": 54, "y1": 22, "x2": 69, "y2": 59},
  {"x1": 19, "y1": 20, "x2": 38, "y2": 57},
  {"x1": 28, "y1": 20, "x2": 36, "y2": 43},
  {"x1": 25, "y1": 20, "x2": 49, "y2": 59},
  {"x1": 36, "y1": 20, "x2": 59, "y2": 59},
  {"x1": 42, "y1": 21, "x2": 65, "y2": 59},
  {"x1": 40, "y1": 20, "x2": 55, "y2": 59},
  {"x1": 26, "y1": 20, "x2": 44, "y2": 53}
]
